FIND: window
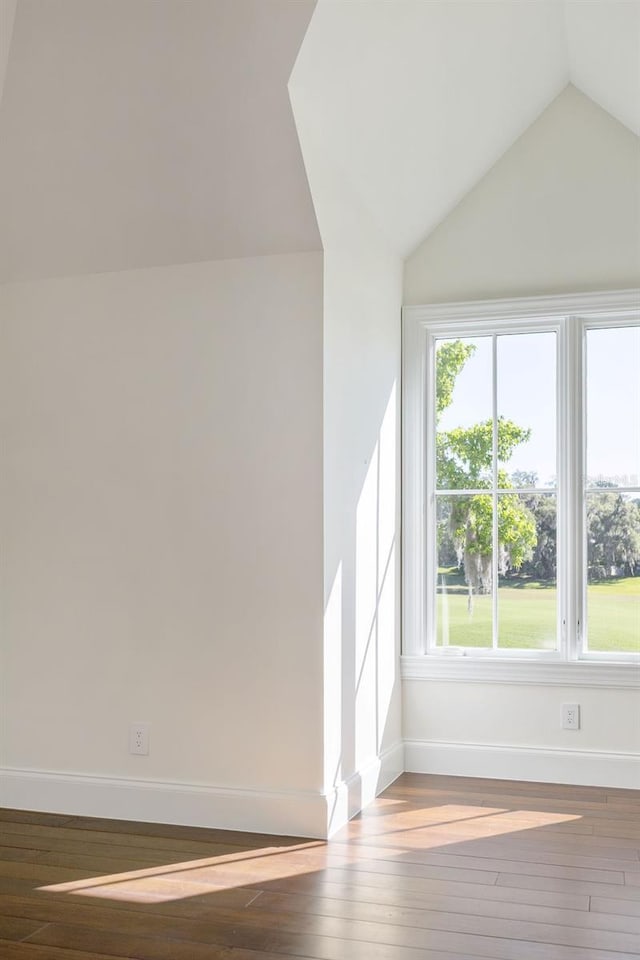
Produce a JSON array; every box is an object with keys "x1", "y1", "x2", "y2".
[{"x1": 402, "y1": 291, "x2": 640, "y2": 682}]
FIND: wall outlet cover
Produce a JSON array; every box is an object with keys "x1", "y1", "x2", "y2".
[{"x1": 129, "y1": 722, "x2": 150, "y2": 755}]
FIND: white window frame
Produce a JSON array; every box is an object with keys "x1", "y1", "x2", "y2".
[{"x1": 402, "y1": 289, "x2": 640, "y2": 689}]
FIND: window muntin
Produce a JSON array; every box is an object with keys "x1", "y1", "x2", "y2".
[{"x1": 407, "y1": 299, "x2": 640, "y2": 664}]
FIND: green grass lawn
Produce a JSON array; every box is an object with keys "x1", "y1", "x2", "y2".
[{"x1": 436, "y1": 569, "x2": 639, "y2": 653}]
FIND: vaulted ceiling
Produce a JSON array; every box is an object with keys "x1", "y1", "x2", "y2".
[
  {"x1": 291, "y1": 0, "x2": 640, "y2": 256},
  {"x1": 0, "y1": 0, "x2": 637, "y2": 281}
]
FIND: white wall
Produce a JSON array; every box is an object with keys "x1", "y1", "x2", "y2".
[
  {"x1": 289, "y1": 77, "x2": 405, "y2": 833},
  {"x1": 0, "y1": 0, "x2": 17, "y2": 109},
  {"x1": 0, "y1": 252, "x2": 328, "y2": 835},
  {"x1": 322, "y1": 237, "x2": 404, "y2": 832},
  {"x1": 405, "y1": 85, "x2": 640, "y2": 304},
  {"x1": 404, "y1": 683, "x2": 640, "y2": 789},
  {"x1": 402, "y1": 85, "x2": 640, "y2": 790}
]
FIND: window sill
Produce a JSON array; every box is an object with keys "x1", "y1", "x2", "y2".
[{"x1": 401, "y1": 655, "x2": 640, "y2": 688}]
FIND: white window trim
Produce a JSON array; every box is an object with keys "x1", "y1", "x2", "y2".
[
  {"x1": 402, "y1": 289, "x2": 640, "y2": 687},
  {"x1": 400, "y1": 655, "x2": 639, "y2": 688}
]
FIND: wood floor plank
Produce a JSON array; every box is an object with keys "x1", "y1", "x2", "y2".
[
  {"x1": 394, "y1": 775, "x2": 632, "y2": 806},
  {"x1": 0, "y1": 848, "x2": 48, "y2": 864},
  {"x1": 0, "y1": 940, "x2": 341, "y2": 960},
  {"x1": 0, "y1": 859, "x2": 104, "y2": 884},
  {"x1": 592, "y1": 898, "x2": 640, "y2": 919},
  {"x1": 24, "y1": 923, "x2": 481, "y2": 960},
  {"x1": 496, "y1": 871, "x2": 640, "y2": 901},
  {"x1": 247, "y1": 871, "x2": 592, "y2": 911},
  {"x1": 380, "y1": 783, "x2": 640, "y2": 821},
  {"x1": 0, "y1": 810, "x2": 74, "y2": 827},
  {"x1": 4, "y1": 879, "x2": 631, "y2": 959},
  {"x1": 32, "y1": 851, "x2": 176, "y2": 873},
  {"x1": 26, "y1": 916, "x2": 640, "y2": 960},
  {"x1": 0, "y1": 915, "x2": 50, "y2": 941},
  {"x1": 0, "y1": 819, "x2": 300, "y2": 860},
  {"x1": 0, "y1": 831, "x2": 242, "y2": 864},
  {"x1": 1, "y1": 773, "x2": 639, "y2": 960},
  {"x1": 66, "y1": 816, "x2": 306, "y2": 849},
  {"x1": 0, "y1": 941, "x2": 125, "y2": 960},
  {"x1": 0, "y1": 888, "x2": 599, "y2": 944},
  {"x1": 250, "y1": 888, "x2": 640, "y2": 935},
  {"x1": 0, "y1": 891, "x2": 268, "y2": 926},
  {"x1": 596, "y1": 824, "x2": 640, "y2": 842},
  {"x1": 407, "y1": 836, "x2": 640, "y2": 866},
  {"x1": 0, "y1": 897, "x2": 305, "y2": 957},
  {"x1": 433, "y1": 833, "x2": 640, "y2": 861},
  {"x1": 8, "y1": 887, "x2": 640, "y2": 960},
  {"x1": 337, "y1": 839, "x2": 631, "y2": 882},
  {"x1": 342, "y1": 810, "x2": 599, "y2": 840},
  {"x1": 0, "y1": 885, "x2": 258, "y2": 917}
]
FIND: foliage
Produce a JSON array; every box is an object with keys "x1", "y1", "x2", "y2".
[
  {"x1": 520, "y1": 494, "x2": 557, "y2": 581},
  {"x1": 435, "y1": 340, "x2": 639, "y2": 646},
  {"x1": 446, "y1": 492, "x2": 537, "y2": 596},
  {"x1": 436, "y1": 341, "x2": 537, "y2": 597},
  {"x1": 435, "y1": 340, "x2": 475, "y2": 416},
  {"x1": 437, "y1": 419, "x2": 531, "y2": 490},
  {"x1": 587, "y1": 493, "x2": 640, "y2": 578},
  {"x1": 511, "y1": 470, "x2": 538, "y2": 488}
]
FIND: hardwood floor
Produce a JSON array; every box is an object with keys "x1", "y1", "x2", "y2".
[{"x1": 1, "y1": 773, "x2": 639, "y2": 959}]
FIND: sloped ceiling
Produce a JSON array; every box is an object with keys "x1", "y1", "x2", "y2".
[
  {"x1": 0, "y1": 0, "x2": 320, "y2": 282},
  {"x1": 0, "y1": 0, "x2": 637, "y2": 281},
  {"x1": 404, "y1": 84, "x2": 640, "y2": 304},
  {"x1": 566, "y1": 0, "x2": 640, "y2": 136},
  {"x1": 291, "y1": 0, "x2": 639, "y2": 257}
]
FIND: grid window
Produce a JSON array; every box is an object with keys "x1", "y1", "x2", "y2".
[{"x1": 402, "y1": 292, "x2": 640, "y2": 666}]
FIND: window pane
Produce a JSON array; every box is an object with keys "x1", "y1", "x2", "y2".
[
  {"x1": 436, "y1": 494, "x2": 493, "y2": 648},
  {"x1": 586, "y1": 327, "x2": 640, "y2": 488},
  {"x1": 497, "y1": 333, "x2": 556, "y2": 489},
  {"x1": 586, "y1": 492, "x2": 640, "y2": 653},
  {"x1": 436, "y1": 337, "x2": 492, "y2": 490},
  {"x1": 497, "y1": 494, "x2": 557, "y2": 650}
]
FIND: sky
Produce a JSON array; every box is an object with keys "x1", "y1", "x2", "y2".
[{"x1": 437, "y1": 325, "x2": 640, "y2": 489}]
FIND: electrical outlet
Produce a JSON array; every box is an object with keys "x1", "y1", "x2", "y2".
[
  {"x1": 129, "y1": 722, "x2": 150, "y2": 755},
  {"x1": 562, "y1": 704, "x2": 580, "y2": 730}
]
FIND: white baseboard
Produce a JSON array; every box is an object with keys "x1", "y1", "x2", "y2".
[
  {"x1": 0, "y1": 746, "x2": 406, "y2": 840},
  {"x1": 404, "y1": 739, "x2": 640, "y2": 790},
  {"x1": 326, "y1": 742, "x2": 405, "y2": 837},
  {"x1": 3, "y1": 739, "x2": 630, "y2": 839},
  {"x1": 0, "y1": 767, "x2": 329, "y2": 839}
]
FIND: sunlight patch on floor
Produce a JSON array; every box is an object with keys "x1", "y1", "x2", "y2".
[
  {"x1": 38, "y1": 840, "x2": 327, "y2": 903},
  {"x1": 37, "y1": 805, "x2": 582, "y2": 905},
  {"x1": 335, "y1": 804, "x2": 584, "y2": 852}
]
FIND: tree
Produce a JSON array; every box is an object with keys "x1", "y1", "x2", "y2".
[
  {"x1": 520, "y1": 494, "x2": 557, "y2": 581},
  {"x1": 587, "y1": 493, "x2": 640, "y2": 578},
  {"x1": 436, "y1": 342, "x2": 537, "y2": 609}
]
